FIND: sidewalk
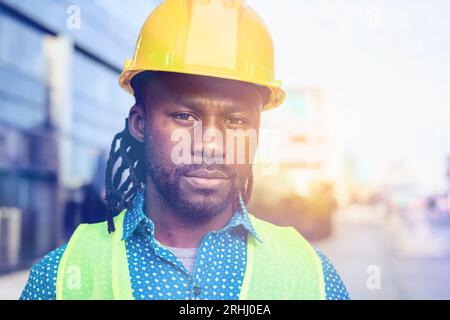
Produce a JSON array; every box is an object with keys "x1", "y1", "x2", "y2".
[{"x1": 0, "y1": 270, "x2": 29, "y2": 300}]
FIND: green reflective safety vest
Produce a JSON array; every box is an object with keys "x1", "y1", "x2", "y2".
[{"x1": 56, "y1": 210, "x2": 325, "y2": 300}]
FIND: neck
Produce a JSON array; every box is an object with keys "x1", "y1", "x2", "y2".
[{"x1": 144, "y1": 178, "x2": 234, "y2": 248}]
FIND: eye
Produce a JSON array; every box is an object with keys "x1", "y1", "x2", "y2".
[
  {"x1": 224, "y1": 116, "x2": 246, "y2": 126},
  {"x1": 173, "y1": 112, "x2": 197, "y2": 122}
]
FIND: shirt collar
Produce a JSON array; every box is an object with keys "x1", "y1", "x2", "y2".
[
  {"x1": 122, "y1": 190, "x2": 149, "y2": 240},
  {"x1": 122, "y1": 189, "x2": 262, "y2": 242}
]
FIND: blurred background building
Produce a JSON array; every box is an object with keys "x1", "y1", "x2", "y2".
[
  {"x1": 0, "y1": 0, "x2": 159, "y2": 274},
  {"x1": 1, "y1": 0, "x2": 450, "y2": 299},
  {"x1": 249, "y1": 88, "x2": 337, "y2": 240}
]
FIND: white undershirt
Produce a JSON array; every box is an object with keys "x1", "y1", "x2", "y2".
[{"x1": 162, "y1": 246, "x2": 199, "y2": 274}]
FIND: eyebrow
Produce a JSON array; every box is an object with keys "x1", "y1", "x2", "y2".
[{"x1": 176, "y1": 95, "x2": 245, "y2": 113}]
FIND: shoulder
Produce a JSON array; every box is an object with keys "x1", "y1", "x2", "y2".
[
  {"x1": 19, "y1": 243, "x2": 67, "y2": 300},
  {"x1": 250, "y1": 215, "x2": 307, "y2": 242},
  {"x1": 314, "y1": 248, "x2": 350, "y2": 300},
  {"x1": 250, "y1": 217, "x2": 350, "y2": 300}
]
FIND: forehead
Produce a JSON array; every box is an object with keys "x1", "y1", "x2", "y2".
[{"x1": 143, "y1": 72, "x2": 264, "y2": 111}]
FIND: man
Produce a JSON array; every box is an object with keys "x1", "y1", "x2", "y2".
[{"x1": 21, "y1": 0, "x2": 349, "y2": 300}]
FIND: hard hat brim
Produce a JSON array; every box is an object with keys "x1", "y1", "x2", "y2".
[{"x1": 119, "y1": 67, "x2": 285, "y2": 111}]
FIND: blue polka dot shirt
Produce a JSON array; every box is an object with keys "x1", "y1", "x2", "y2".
[{"x1": 20, "y1": 191, "x2": 349, "y2": 300}]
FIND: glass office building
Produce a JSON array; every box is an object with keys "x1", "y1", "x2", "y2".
[{"x1": 0, "y1": 0, "x2": 159, "y2": 273}]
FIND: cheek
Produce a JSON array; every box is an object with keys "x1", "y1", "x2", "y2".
[
  {"x1": 247, "y1": 133, "x2": 259, "y2": 164},
  {"x1": 146, "y1": 119, "x2": 179, "y2": 165},
  {"x1": 228, "y1": 130, "x2": 259, "y2": 165},
  {"x1": 234, "y1": 165, "x2": 249, "y2": 182}
]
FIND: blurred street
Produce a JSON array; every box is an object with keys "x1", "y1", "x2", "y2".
[
  {"x1": 0, "y1": 270, "x2": 28, "y2": 300},
  {"x1": 315, "y1": 205, "x2": 450, "y2": 299}
]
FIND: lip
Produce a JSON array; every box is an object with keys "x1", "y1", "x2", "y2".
[
  {"x1": 181, "y1": 169, "x2": 231, "y2": 190},
  {"x1": 184, "y1": 169, "x2": 229, "y2": 179}
]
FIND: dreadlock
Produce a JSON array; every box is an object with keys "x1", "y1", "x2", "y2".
[
  {"x1": 240, "y1": 169, "x2": 253, "y2": 209},
  {"x1": 104, "y1": 72, "x2": 255, "y2": 233},
  {"x1": 104, "y1": 119, "x2": 146, "y2": 232}
]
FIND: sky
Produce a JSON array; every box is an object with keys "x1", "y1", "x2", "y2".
[{"x1": 248, "y1": 0, "x2": 450, "y2": 193}]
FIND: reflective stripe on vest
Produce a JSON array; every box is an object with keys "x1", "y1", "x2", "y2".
[{"x1": 56, "y1": 210, "x2": 325, "y2": 300}]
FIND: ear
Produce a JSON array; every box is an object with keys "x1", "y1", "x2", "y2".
[{"x1": 128, "y1": 104, "x2": 146, "y2": 143}]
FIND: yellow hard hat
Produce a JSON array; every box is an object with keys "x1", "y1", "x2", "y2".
[{"x1": 119, "y1": 0, "x2": 285, "y2": 110}]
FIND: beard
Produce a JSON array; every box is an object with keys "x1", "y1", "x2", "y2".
[{"x1": 145, "y1": 149, "x2": 248, "y2": 222}]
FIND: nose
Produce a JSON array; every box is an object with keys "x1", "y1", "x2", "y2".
[{"x1": 192, "y1": 119, "x2": 225, "y2": 164}]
